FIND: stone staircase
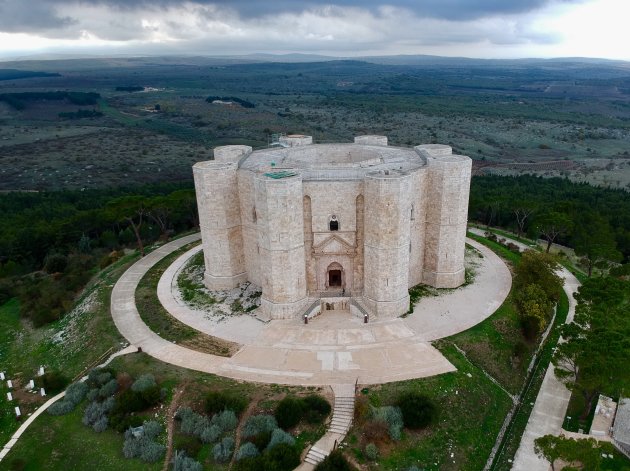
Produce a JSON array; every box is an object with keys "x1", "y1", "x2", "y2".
[{"x1": 303, "y1": 384, "x2": 356, "y2": 467}]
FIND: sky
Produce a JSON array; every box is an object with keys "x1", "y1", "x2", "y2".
[{"x1": 0, "y1": 0, "x2": 629, "y2": 60}]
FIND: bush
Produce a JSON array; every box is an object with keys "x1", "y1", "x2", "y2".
[
  {"x1": 371, "y1": 405, "x2": 403, "y2": 440},
  {"x1": 132, "y1": 374, "x2": 157, "y2": 392},
  {"x1": 365, "y1": 443, "x2": 378, "y2": 461},
  {"x1": 65, "y1": 382, "x2": 89, "y2": 405},
  {"x1": 173, "y1": 435, "x2": 202, "y2": 459},
  {"x1": 87, "y1": 388, "x2": 99, "y2": 402},
  {"x1": 265, "y1": 443, "x2": 301, "y2": 470},
  {"x1": 266, "y1": 428, "x2": 295, "y2": 450},
  {"x1": 48, "y1": 382, "x2": 88, "y2": 416},
  {"x1": 211, "y1": 409, "x2": 238, "y2": 432},
  {"x1": 242, "y1": 414, "x2": 277, "y2": 438},
  {"x1": 143, "y1": 420, "x2": 162, "y2": 439},
  {"x1": 123, "y1": 421, "x2": 166, "y2": 463},
  {"x1": 47, "y1": 400, "x2": 75, "y2": 416},
  {"x1": 212, "y1": 436, "x2": 234, "y2": 463},
  {"x1": 315, "y1": 450, "x2": 353, "y2": 471},
  {"x1": 236, "y1": 442, "x2": 260, "y2": 461},
  {"x1": 99, "y1": 379, "x2": 118, "y2": 397},
  {"x1": 249, "y1": 430, "x2": 272, "y2": 451},
  {"x1": 275, "y1": 397, "x2": 305, "y2": 429},
  {"x1": 172, "y1": 451, "x2": 203, "y2": 471},
  {"x1": 303, "y1": 395, "x2": 331, "y2": 424},
  {"x1": 40, "y1": 371, "x2": 69, "y2": 394},
  {"x1": 93, "y1": 416, "x2": 108, "y2": 433},
  {"x1": 44, "y1": 253, "x2": 67, "y2": 273},
  {"x1": 205, "y1": 390, "x2": 248, "y2": 416},
  {"x1": 200, "y1": 424, "x2": 221, "y2": 444},
  {"x1": 396, "y1": 392, "x2": 438, "y2": 430}
]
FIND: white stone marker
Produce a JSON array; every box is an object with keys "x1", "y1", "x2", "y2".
[
  {"x1": 28, "y1": 379, "x2": 35, "y2": 389},
  {"x1": 7, "y1": 392, "x2": 12, "y2": 401},
  {"x1": 14, "y1": 406, "x2": 21, "y2": 418},
  {"x1": 38, "y1": 366, "x2": 45, "y2": 376},
  {"x1": 40, "y1": 388, "x2": 46, "y2": 397},
  {"x1": 7, "y1": 380, "x2": 13, "y2": 388},
  {"x1": 0, "y1": 372, "x2": 5, "y2": 380}
]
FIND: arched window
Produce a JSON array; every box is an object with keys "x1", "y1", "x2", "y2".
[
  {"x1": 252, "y1": 207, "x2": 257, "y2": 223},
  {"x1": 329, "y1": 215, "x2": 339, "y2": 231},
  {"x1": 410, "y1": 204, "x2": 415, "y2": 221}
]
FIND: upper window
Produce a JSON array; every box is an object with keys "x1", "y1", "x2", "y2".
[{"x1": 329, "y1": 215, "x2": 339, "y2": 231}]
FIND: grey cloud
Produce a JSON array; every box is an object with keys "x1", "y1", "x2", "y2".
[
  {"x1": 6, "y1": 0, "x2": 586, "y2": 23},
  {"x1": 0, "y1": 0, "x2": 76, "y2": 32}
]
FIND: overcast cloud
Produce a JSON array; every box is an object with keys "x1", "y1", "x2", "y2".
[{"x1": 0, "y1": 0, "x2": 627, "y2": 60}]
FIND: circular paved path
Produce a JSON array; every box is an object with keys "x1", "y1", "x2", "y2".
[{"x1": 111, "y1": 233, "x2": 511, "y2": 386}]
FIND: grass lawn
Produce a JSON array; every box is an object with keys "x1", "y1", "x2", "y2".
[
  {"x1": 0, "y1": 406, "x2": 162, "y2": 471},
  {"x1": 346, "y1": 343, "x2": 513, "y2": 471},
  {"x1": 135, "y1": 241, "x2": 239, "y2": 356}
]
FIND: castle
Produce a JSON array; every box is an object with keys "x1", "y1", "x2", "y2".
[{"x1": 193, "y1": 135, "x2": 472, "y2": 320}]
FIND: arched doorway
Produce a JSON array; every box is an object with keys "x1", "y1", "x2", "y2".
[{"x1": 326, "y1": 262, "x2": 344, "y2": 290}]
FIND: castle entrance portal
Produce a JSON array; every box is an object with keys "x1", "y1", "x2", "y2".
[
  {"x1": 329, "y1": 270, "x2": 342, "y2": 287},
  {"x1": 325, "y1": 262, "x2": 345, "y2": 291}
]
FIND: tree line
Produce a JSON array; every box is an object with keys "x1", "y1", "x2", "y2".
[
  {"x1": 0, "y1": 183, "x2": 198, "y2": 325},
  {"x1": 470, "y1": 175, "x2": 629, "y2": 275}
]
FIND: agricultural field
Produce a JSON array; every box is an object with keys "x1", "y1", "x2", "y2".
[{"x1": 1, "y1": 56, "x2": 630, "y2": 190}]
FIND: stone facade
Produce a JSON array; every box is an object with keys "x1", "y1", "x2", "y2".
[{"x1": 193, "y1": 136, "x2": 471, "y2": 319}]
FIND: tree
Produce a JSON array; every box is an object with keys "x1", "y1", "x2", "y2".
[
  {"x1": 513, "y1": 205, "x2": 535, "y2": 239},
  {"x1": 553, "y1": 277, "x2": 630, "y2": 418},
  {"x1": 107, "y1": 196, "x2": 148, "y2": 256},
  {"x1": 513, "y1": 251, "x2": 563, "y2": 303},
  {"x1": 514, "y1": 283, "x2": 554, "y2": 338},
  {"x1": 534, "y1": 435, "x2": 563, "y2": 471},
  {"x1": 535, "y1": 211, "x2": 573, "y2": 253},
  {"x1": 147, "y1": 195, "x2": 176, "y2": 240},
  {"x1": 573, "y1": 212, "x2": 622, "y2": 277}
]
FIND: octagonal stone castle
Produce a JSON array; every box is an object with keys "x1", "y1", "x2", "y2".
[{"x1": 193, "y1": 135, "x2": 472, "y2": 320}]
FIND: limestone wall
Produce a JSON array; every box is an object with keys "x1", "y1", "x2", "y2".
[
  {"x1": 193, "y1": 161, "x2": 247, "y2": 290},
  {"x1": 255, "y1": 173, "x2": 307, "y2": 319},
  {"x1": 417, "y1": 144, "x2": 472, "y2": 288},
  {"x1": 408, "y1": 167, "x2": 429, "y2": 287},
  {"x1": 363, "y1": 171, "x2": 412, "y2": 317},
  {"x1": 238, "y1": 171, "x2": 262, "y2": 287}
]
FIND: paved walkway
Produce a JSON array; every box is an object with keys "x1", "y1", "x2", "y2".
[
  {"x1": 511, "y1": 267, "x2": 580, "y2": 471},
  {"x1": 111, "y1": 233, "x2": 512, "y2": 386}
]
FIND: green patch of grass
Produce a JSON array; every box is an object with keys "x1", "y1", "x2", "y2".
[
  {"x1": 135, "y1": 242, "x2": 238, "y2": 356},
  {"x1": 467, "y1": 232, "x2": 521, "y2": 265},
  {"x1": 352, "y1": 343, "x2": 512, "y2": 471},
  {"x1": 0, "y1": 405, "x2": 161, "y2": 471}
]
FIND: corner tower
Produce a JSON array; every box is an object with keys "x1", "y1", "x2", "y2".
[
  {"x1": 417, "y1": 144, "x2": 472, "y2": 288},
  {"x1": 193, "y1": 145, "x2": 250, "y2": 290}
]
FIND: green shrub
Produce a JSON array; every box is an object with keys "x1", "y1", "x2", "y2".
[
  {"x1": 200, "y1": 424, "x2": 221, "y2": 444},
  {"x1": 242, "y1": 414, "x2": 277, "y2": 438},
  {"x1": 205, "y1": 390, "x2": 248, "y2": 416},
  {"x1": 303, "y1": 395, "x2": 331, "y2": 424},
  {"x1": 99, "y1": 379, "x2": 118, "y2": 397},
  {"x1": 371, "y1": 405, "x2": 403, "y2": 440},
  {"x1": 48, "y1": 382, "x2": 88, "y2": 415},
  {"x1": 40, "y1": 371, "x2": 69, "y2": 394},
  {"x1": 131, "y1": 374, "x2": 157, "y2": 392},
  {"x1": 232, "y1": 443, "x2": 301, "y2": 471},
  {"x1": 315, "y1": 450, "x2": 353, "y2": 471},
  {"x1": 266, "y1": 428, "x2": 295, "y2": 450},
  {"x1": 211, "y1": 409, "x2": 238, "y2": 432},
  {"x1": 275, "y1": 397, "x2": 305, "y2": 429},
  {"x1": 236, "y1": 442, "x2": 260, "y2": 461},
  {"x1": 172, "y1": 451, "x2": 203, "y2": 471},
  {"x1": 365, "y1": 443, "x2": 378, "y2": 460},
  {"x1": 396, "y1": 392, "x2": 438, "y2": 430},
  {"x1": 44, "y1": 253, "x2": 67, "y2": 273},
  {"x1": 173, "y1": 435, "x2": 202, "y2": 459},
  {"x1": 123, "y1": 421, "x2": 165, "y2": 463},
  {"x1": 248, "y1": 430, "x2": 272, "y2": 451},
  {"x1": 212, "y1": 436, "x2": 234, "y2": 463}
]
